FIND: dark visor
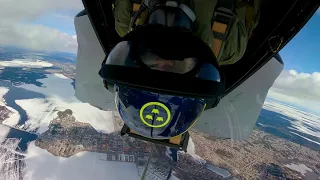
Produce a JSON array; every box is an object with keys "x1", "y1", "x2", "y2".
[{"x1": 99, "y1": 25, "x2": 225, "y2": 98}]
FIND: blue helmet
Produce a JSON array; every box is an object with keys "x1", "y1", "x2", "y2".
[
  {"x1": 99, "y1": 0, "x2": 224, "y2": 139},
  {"x1": 115, "y1": 84, "x2": 206, "y2": 138},
  {"x1": 99, "y1": 24, "x2": 224, "y2": 139}
]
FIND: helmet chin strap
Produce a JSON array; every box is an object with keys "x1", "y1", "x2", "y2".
[{"x1": 130, "y1": 0, "x2": 196, "y2": 30}]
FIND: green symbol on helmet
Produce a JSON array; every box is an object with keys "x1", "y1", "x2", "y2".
[
  {"x1": 140, "y1": 102, "x2": 171, "y2": 128},
  {"x1": 156, "y1": 117, "x2": 164, "y2": 122},
  {"x1": 145, "y1": 109, "x2": 163, "y2": 121},
  {"x1": 145, "y1": 115, "x2": 153, "y2": 120},
  {"x1": 151, "y1": 109, "x2": 160, "y2": 114}
]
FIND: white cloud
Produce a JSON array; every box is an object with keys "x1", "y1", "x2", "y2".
[
  {"x1": 0, "y1": 0, "x2": 83, "y2": 22},
  {"x1": 0, "y1": 59, "x2": 53, "y2": 68},
  {"x1": 0, "y1": 22, "x2": 78, "y2": 53},
  {"x1": 0, "y1": 0, "x2": 83, "y2": 53},
  {"x1": 53, "y1": 13, "x2": 76, "y2": 21},
  {"x1": 267, "y1": 69, "x2": 320, "y2": 113}
]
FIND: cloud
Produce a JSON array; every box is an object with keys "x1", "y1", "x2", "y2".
[
  {"x1": 0, "y1": 0, "x2": 83, "y2": 53},
  {"x1": 0, "y1": 59, "x2": 53, "y2": 68},
  {"x1": 53, "y1": 13, "x2": 75, "y2": 22},
  {"x1": 0, "y1": 22, "x2": 78, "y2": 53},
  {"x1": 267, "y1": 69, "x2": 320, "y2": 113},
  {"x1": 0, "y1": 0, "x2": 83, "y2": 22}
]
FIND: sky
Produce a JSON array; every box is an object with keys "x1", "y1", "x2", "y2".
[
  {"x1": 280, "y1": 10, "x2": 320, "y2": 73},
  {"x1": 0, "y1": 0, "x2": 84, "y2": 53},
  {"x1": 0, "y1": 1, "x2": 319, "y2": 113},
  {"x1": 268, "y1": 9, "x2": 320, "y2": 114}
]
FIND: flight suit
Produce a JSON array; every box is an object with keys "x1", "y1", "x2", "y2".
[
  {"x1": 114, "y1": 0, "x2": 260, "y2": 65},
  {"x1": 114, "y1": 0, "x2": 216, "y2": 52}
]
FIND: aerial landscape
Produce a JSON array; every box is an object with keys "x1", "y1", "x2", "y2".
[
  {"x1": 0, "y1": 0, "x2": 319, "y2": 179},
  {"x1": 0, "y1": 47, "x2": 319, "y2": 179}
]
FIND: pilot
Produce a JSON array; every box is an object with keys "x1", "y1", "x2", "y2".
[
  {"x1": 98, "y1": 0, "x2": 259, "y2": 148},
  {"x1": 114, "y1": 0, "x2": 260, "y2": 65},
  {"x1": 99, "y1": 0, "x2": 225, "y2": 142}
]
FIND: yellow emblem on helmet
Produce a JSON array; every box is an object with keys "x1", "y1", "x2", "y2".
[
  {"x1": 156, "y1": 117, "x2": 164, "y2": 122},
  {"x1": 145, "y1": 115, "x2": 153, "y2": 120},
  {"x1": 140, "y1": 102, "x2": 171, "y2": 128},
  {"x1": 151, "y1": 109, "x2": 160, "y2": 114}
]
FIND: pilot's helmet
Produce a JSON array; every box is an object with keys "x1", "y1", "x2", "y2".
[{"x1": 99, "y1": 0, "x2": 224, "y2": 139}]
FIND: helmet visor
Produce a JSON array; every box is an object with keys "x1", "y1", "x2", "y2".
[
  {"x1": 105, "y1": 41, "x2": 220, "y2": 81},
  {"x1": 115, "y1": 84, "x2": 206, "y2": 139},
  {"x1": 99, "y1": 25, "x2": 225, "y2": 99},
  {"x1": 140, "y1": 52, "x2": 197, "y2": 74}
]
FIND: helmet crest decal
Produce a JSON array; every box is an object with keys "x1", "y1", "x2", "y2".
[{"x1": 139, "y1": 102, "x2": 171, "y2": 128}]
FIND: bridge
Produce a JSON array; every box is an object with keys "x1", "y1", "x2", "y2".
[{"x1": 2, "y1": 124, "x2": 39, "y2": 136}]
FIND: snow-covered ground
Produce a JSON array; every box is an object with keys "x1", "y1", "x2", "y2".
[
  {"x1": 0, "y1": 87, "x2": 20, "y2": 126},
  {"x1": 0, "y1": 59, "x2": 114, "y2": 133},
  {"x1": 0, "y1": 59, "x2": 53, "y2": 68},
  {"x1": 0, "y1": 124, "x2": 10, "y2": 143},
  {"x1": 263, "y1": 100, "x2": 320, "y2": 140},
  {"x1": 0, "y1": 59, "x2": 130, "y2": 179},
  {"x1": 289, "y1": 131, "x2": 320, "y2": 146},
  {"x1": 15, "y1": 98, "x2": 56, "y2": 133},
  {"x1": 25, "y1": 142, "x2": 140, "y2": 180},
  {"x1": 186, "y1": 137, "x2": 205, "y2": 163},
  {"x1": 284, "y1": 163, "x2": 313, "y2": 176},
  {"x1": 2, "y1": 111, "x2": 20, "y2": 127},
  {"x1": 0, "y1": 87, "x2": 9, "y2": 102},
  {"x1": 17, "y1": 73, "x2": 114, "y2": 134}
]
